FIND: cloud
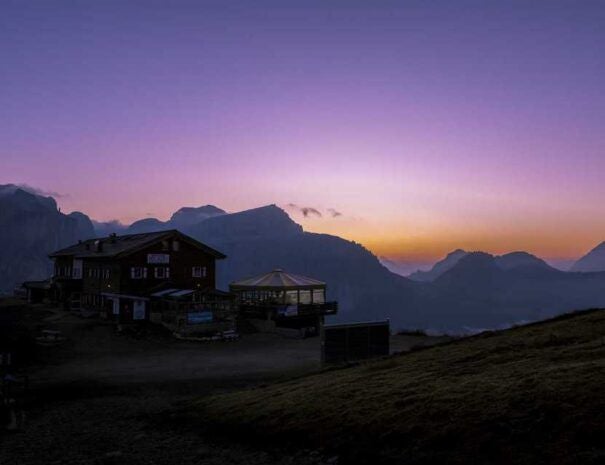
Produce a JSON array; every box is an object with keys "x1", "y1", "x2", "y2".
[
  {"x1": 17, "y1": 183, "x2": 68, "y2": 199},
  {"x1": 328, "y1": 208, "x2": 342, "y2": 218},
  {"x1": 286, "y1": 203, "x2": 323, "y2": 218}
]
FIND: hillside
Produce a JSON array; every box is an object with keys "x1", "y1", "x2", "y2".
[{"x1": 192, "y1": 309, "x2": 605, "y2": 465}]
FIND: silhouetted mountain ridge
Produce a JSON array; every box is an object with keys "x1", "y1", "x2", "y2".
[
  {"x1": 409, "y1": 249, "x2": 468, "y2": 282},
  {"x1": 4, "y1": 184, "x2": 605, "y2": 331}
]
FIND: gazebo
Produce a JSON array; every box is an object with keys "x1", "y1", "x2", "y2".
[{"x1": 230, "y1": 269, "x2": 338, "y2": 336}]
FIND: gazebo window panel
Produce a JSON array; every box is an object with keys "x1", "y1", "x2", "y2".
[
  {"x1": 285, "y1": 290, "x2": 298, "y2": 304},
  {"x1": 313, "y1": 289, "x2": 325, "y2": 304},
  {"x1": 299, "y1": 290, "x2": 311, "y2": 304}
]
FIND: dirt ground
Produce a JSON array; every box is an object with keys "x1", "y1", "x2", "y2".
[{"x1": 0, "y1": 303, "x2": 446, "y2": 465}]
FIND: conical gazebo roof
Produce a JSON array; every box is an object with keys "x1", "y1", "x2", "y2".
[{"x1": 230, "y1": 269, "x2": 325, "y2": 290}]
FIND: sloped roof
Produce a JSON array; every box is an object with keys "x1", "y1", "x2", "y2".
[
  {"x1": 150, "y1": 287, "x2": 231, "y2": 299},
  {"x1": 49, "y1": 230, "x2": 225, "y2": 259},
  {"x1": 230, "y1": 269, "x2": 325, "y2": 290}
]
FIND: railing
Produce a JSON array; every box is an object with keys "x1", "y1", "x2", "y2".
[{"x1": 239, "y1": 301, "x2": 338, "y2": 318}]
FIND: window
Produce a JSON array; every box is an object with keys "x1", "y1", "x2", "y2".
[
  {"x1": 192, "y1": 266, "x2": 206, "y2": 278},
  {"x1": 130, "y1": 267, "x2": 147, "y2": 279},
  {"x1": 103, "y1": 269, "x2": 111, "y2": 279},
  {"x1": 299, "y1": 290, "x2": 311, "y2": 304},
  {"x1": 313, "y1": 289, "x2": 325, "y2": 304},
  {"x1": 285, "y1": 290, "x2": 298, "y2": 304},
  {"x1": 172, "y1": 240, "x2": 180, "y2": 252},
  {"x1": 154, "y1": 267, "x2": 170, "y2": 279}
]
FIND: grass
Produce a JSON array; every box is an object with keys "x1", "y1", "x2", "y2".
[{"x1": 191, "y1": 309, "x2": 605, "y2": 465}]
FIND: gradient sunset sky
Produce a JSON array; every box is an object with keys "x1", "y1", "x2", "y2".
[{"x1": 2, "y1": 1, "x2": 604, "y2": 263}]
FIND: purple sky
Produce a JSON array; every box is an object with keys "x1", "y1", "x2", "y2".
[{"x1": 1, "y1": 1, "x2": 604, "y2": 261}]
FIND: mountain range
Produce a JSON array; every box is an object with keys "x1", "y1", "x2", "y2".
[{"x1": 2, "y1": 183, "x2": 605, "y2": 332}]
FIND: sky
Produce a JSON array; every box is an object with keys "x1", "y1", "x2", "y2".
[{"x1": 1, "y1": 0, "x2": 604, "y2": 264}]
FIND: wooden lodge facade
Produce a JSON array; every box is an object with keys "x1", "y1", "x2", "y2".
[{"x1": 49, "y1": 230, "x2": 228, "y2": 327}]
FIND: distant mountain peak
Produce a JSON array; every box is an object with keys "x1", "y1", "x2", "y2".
[
  {"x1": 0, "y1": 184, "x2": 58, "y2": 212},
  {"x1": 571, "y1": 241, "x2": 605, "y2": 272},
  {"x1": 168, "y1": 204, "x2": 226, "y2": 230},
  {"x1": 170, "y1": 204, "x2": 225, "y2": 219},
  {"x1": 190, "y1": 204, "x2": 303, "y2": 242},
  {"x1": 408, "y1": 249, "x2": 469, "y2": 282},
  {"x1": 126, "y1": 217, "x2": 168, "y2": 234},
  {"x1": 495, "y1": 251, "x2": 552, "y2": 271}
]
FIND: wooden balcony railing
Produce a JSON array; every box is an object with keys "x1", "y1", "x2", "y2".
[{"x1": 239, "y1": 301, "x2": 338, "y2": 319}]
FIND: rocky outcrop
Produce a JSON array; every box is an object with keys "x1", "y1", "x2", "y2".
[{"x1": 0, "y1": 185, "x2": 95, "y2": 292}]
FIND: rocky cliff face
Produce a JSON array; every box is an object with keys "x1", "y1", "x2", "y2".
[{"x1": 0, "y1": 185, "x2": 95, "y2": 292}]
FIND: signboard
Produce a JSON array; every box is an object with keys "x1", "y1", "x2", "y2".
[
  {"x1": 187, "y1": 311, "x2": 213, "y2": 325},
  {"x1": 277, "y1": 305, "x2": 298, "y2": 317},
  {"x1": 147, "y1": 254, "x2": 170, "y2": 264},
  {"x1": 133, "y1": 301, "x2": 146, "y2": 320}
]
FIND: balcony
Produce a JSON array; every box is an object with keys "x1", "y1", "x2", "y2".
[{"x1": 239, "y1": 301, "x2": 338, "y2": 319}]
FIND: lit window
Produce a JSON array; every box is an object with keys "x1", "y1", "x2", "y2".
[
  {"x1": 313, "y1": 289, "x2": 325, "y2": 304},
  {"x1": 299, "y1": 290, "x2": 311, "y2": 304},
  {"x1": 131, "y1": 267, "x2": 147, "y2": 279},
  {"x1": 285, "y1": 290, "x2": 298, "y2": 304},
  {"x1": 192, "y1": 266, "x2": 206, "y2": 278},
  {"x1": 154, "y1": 267, "x2": 170, "y2": 279}
]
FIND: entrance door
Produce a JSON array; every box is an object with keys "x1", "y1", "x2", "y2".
[{"x1": 120, "y1": 300, "x2": 133, "y2": 322}]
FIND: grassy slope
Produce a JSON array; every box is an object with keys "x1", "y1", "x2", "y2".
[{"x1": 193, "y1": 310, "x2": 605, "y2": 465}]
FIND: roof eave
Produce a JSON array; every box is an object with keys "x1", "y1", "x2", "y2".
[{"x1": 229, "y1": 284, "x2": 326, "y2": 291}]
